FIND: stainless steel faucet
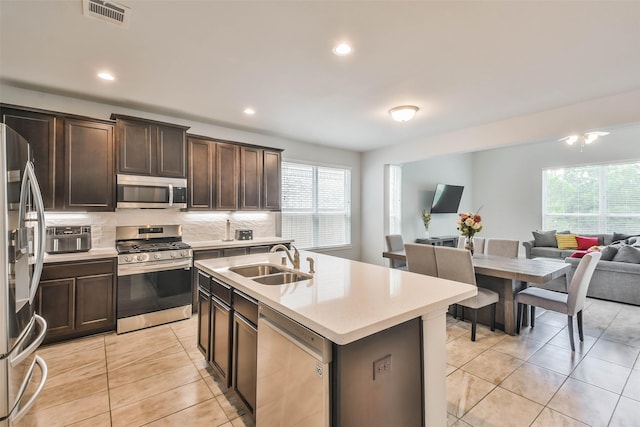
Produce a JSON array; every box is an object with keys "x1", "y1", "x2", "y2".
[{"x1": 270, "y1": 244, "x2": 300, "y2": 269}]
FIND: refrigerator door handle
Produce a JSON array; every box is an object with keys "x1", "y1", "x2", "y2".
[
  {"x1": 9, "y1": 355, "x2": 48, "y2": 426},
  {"x1": 11, "y1": 315, "x2": 48, "y2": 367},
  {"x1": 19, "y1": 161, "x2": 46, "y2": 304}
]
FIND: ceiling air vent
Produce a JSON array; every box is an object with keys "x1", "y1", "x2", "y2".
[{"x1": 82, "y1": 0, "x2": 130, "y2": 28}]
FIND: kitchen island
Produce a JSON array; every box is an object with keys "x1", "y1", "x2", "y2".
[{"x1": 195, "y1": 250, "x2": 476, "y2": 426}]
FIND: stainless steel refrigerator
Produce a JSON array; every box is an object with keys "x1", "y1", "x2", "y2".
[{"x1": 1, "y1": 124, "x2": 48, "y2": 426}]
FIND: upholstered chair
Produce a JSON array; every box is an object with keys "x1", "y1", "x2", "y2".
[
  {"x1": 404, "y1": 243, "x2": 438, "y2": 277},
  {"x1": 457, "y1": 236, "x2": 485, "y2": 254},
  {"x1": 485, "y1": 238, "x2": 519, "y2": 258},
  {"x1": 385, "y1": 234, "x2": 407, "y2": 269},
  {"x1": 433, "y1": 246, "x2": 498, "y2": 341},
  {"x1": 515, "y1": 252, "x2": 601, "y2": 351}
]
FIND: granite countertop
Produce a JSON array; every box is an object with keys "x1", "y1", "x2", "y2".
[
  {"x1": 43, "y1": 247, "x2": 118, "y2": 263},
  {"x1": 195, "y1": 250, "x2": 476, "y2": 345},
  {"x1": 187, "y1": 237, "x2": 294, "y2": 251}
]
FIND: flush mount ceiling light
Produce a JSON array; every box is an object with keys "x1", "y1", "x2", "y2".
[
  {"x1": 243, "y1": 108, "x2": 256, "y2": 115},
  {"x1": 332, "y1": 43, "x2": 352, "y2": 56},
  {"x1": 559, "y1": 131, "x2": 610, "y2": 152},
  {"x1": 389, "y1": 105, "x2": 419, "y2": 122},
  {"x1": 97, "y1": 72, "x2": 115, "y2": 81}
]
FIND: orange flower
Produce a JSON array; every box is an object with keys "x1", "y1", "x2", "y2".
[
  {"x1": 474, "y1": 214, "x2": 482, "y2": 222},
  {"x1": 460, "y1": 213, "x2": 469, "y2": 219}
]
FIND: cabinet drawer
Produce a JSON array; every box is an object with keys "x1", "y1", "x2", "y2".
[
  {"x1": 194, "y1": 249, "x2": 222, "y2": 260},
  {"x1": 223, "y1": 247, "x2": 248, "y2": 257},
  {"x1": 248, "y1": 245, "x2": 270, "y2": 254},
  {"x1": 197, "y1": 270, "x2": 211, "y2": 293},
  {"x1": 42, "y1": 259, "x2": 115, "y2": 280},
  {"x1": 212, "y1": 278, "x2": 232, "y2": 305},
  {"x1": 233, "y1": 290, "x2": 258, "y2": 326}
]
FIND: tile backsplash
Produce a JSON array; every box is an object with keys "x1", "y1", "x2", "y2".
[{"x1": 44, "y1": 210, "x2": 280, "y2": 248}]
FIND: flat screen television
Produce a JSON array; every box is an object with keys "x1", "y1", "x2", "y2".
[{"x1": 430, "y1": 184, "x2": 464, "y2": 213}]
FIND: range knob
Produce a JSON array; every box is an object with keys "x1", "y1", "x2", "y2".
[
  {"x1": 170, "y1": 251, "x2": 177, "y2": 258},
  {"x1": 180, "y1": 250, "x2": 188, "y2": 257},
  {"x1": 136, "y1": 254, "x2": 145, "y2": 261},
  {"x1": 154, "y1": 253, "x2": 162, "y2": 260},
  {"x1": 124, "y1": 255, "x2": 133, "y2": 263}
]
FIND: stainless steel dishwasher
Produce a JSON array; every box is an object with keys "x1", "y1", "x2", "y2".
[{"x1": 256, "y1": 303, "x2": 332, "y2": 427}]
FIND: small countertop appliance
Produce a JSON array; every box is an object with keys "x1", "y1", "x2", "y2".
[
  {"x1": 235, "y1": 229, "x2": 253, "y2": 240},
  {"x1": 45, "y1": 226, "x2": 91, "y2": 254}
]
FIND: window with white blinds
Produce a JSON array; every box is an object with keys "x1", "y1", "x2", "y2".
[
  {"x1": 542, "y1": 161, "x2": 640, "y2": 233},
  {"x1": 387, "y1": 164, "x2": 402, "y2": 235},
  {"x1": 281, "y1": 162, "x2": 351, "y2": 249}
]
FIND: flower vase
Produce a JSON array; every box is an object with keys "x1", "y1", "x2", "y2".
[
  {"x1": 424, "y1": 230, "x2": 430, "y2": 239},
  {"x1": 464, "y1": 236, "x2": 474, "y2": 255}
]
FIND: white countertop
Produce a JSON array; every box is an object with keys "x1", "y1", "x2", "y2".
[
  {"x1": 44, "y1": 247, "x2": 118, "y2": 263},
  {"x1": 195, "y1": 250, "x2": 476, "y2": 345},
  {"x1": 187, "y1": 237, "x2": 294, "y2": 251}
]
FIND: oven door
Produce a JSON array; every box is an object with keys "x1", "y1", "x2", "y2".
[{"x1": 117, "y1": 259, "x2": 192, "y2": 321}]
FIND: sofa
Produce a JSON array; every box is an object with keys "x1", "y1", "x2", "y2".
[
  {"x1": 523, "y1": 230, "x2": 640, "y2": 306},
  {"x1": 522, "y1": 232, "x2": 614, "y2": 259}
]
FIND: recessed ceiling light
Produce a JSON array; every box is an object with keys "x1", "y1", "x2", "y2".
[
  {"x1": 389, "y1": 105, "x2": 419, "y2": 122},
  {"x1": 332, "y1": 43, "x2": 352, "y2": 56},
  {"x1": 98, "y1": 72, "x2": 115, "y2": 81},
  {"x1": 243, "y1": 108, "x2": 256, "y2": 115}
]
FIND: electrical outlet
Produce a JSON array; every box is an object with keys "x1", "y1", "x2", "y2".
[{"x1": 373, "y1": 354, "x2": 392, "y2": 380}]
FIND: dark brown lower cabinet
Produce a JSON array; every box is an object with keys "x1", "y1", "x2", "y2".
[
  {"x1": 37, "y1": 278, "x2": 75, "y2": 336},
  {"x1": 233, "y1": 311, "x2": 257, "y2": 415},
  {"x1": 197, "y1": 288, "x2": 211, "y2": 358},
  {"x1": 210, "y1": 297, "x2": 232, "y2": 387},
  {"x1": 196, "y1": 269, "x2": 258, "y2": 420},
  {"x1": 36, "y1": 258, "x2": 116, "y2": 344}
]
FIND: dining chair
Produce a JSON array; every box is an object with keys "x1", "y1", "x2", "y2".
[
  {"x1": 434, "y1": 246, "x2": 498, "y2": 341},
  {"x1": 405, "y1": 243, "x2": 438, "y2": 277},
  {"x1": 515, "y1": 251, "x2": 601, "y2": 351},
  {"x1": 457, "y1": 236, "x2": 485, "y2": 254},
  {"x1": 385, "y1": 234, "x2": 407, "y2": 269},
  {"x1": 485, "y1": 238, "x2": 519, "y2": 258}
]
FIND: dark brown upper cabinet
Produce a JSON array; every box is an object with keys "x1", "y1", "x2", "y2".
[
  {"x1": 1, "y1": 105, "x2": 115, "y2": 212},
  {"x1": 187, "y1": 133, "x2": 282, "y2": 212},
  {"x1": 111, "y1": 114, "x2": 189, "y2": 178},
  {"x1": 188, "y1": 136, "x2": 216, "y2": 209},
  {"x1": 262, "y1": 150, "x2": 281, "y2": 211},
  {"x1": 63, "y1": 119, "x2": 114, "y2": 211},
  {"x1": 239, "y1": 146, "x2": 263, "y2": 210},
  {"x1": 1, "y1": 106, "x2": 57, "y2": 209},
  {"x1": 216, "y1": 142, "x2": 240, "y2": 210}
]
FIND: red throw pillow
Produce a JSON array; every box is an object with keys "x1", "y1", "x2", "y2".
[
  {"x1": 576, "y1": 236, "x2": 599, "y2": 250},
  {"x1": 571, "y1": 250, "x2": 588, "y2": 258}
]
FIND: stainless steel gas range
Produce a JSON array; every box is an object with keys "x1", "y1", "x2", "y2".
[{"x1": 115, "y1": 225, "x2": 193, "y2": 333}]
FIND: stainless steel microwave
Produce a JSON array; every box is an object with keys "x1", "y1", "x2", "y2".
[{"x1": 116, "y1": 174, "x2": 187, "y2": 209}]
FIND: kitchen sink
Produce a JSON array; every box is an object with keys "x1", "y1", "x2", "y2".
[
  {"x1": 229, "y1": 264, "x2": 288, "y2": 277},
  {"x1": 252, "y1": 272, "x2": 313, "y2": 286},
  {"x1": 228, "y1": 263, "x2": 313, "y2": 285}
]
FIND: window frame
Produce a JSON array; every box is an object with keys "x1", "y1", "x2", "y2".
[
  {"x1": 542, "y1": 160, "x2": 640, "y2": 234},
  {"x1": 281, "y1": 160, "x2": 352, "y2": 250}
]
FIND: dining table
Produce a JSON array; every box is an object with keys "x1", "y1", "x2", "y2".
[{"x1": 382, "y1": 249, "x2": 571, "y2": 335}]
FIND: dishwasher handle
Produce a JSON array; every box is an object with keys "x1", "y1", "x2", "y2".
[{"x1": 258, "y1": 304, "x2": 332, "y2": 363}]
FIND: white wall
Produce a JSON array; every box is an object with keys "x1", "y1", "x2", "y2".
[
  {"x1": 362, "y1": 89, "x2": 640, "y2": 265},
  {"x1": 473, "y1": 122, "x2": 640, "y2": 250},
  {"x1": 1, "y1": 85, "x2": 362, "y2": 259},
  {"x1": 401, "y1": 153, "x2": 473, "y2": 240}
]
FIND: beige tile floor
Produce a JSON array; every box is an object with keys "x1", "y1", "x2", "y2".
[
  {"x1": 16, "y1": 297, "x2": 640, "y2": 426},
  {"x1": 447, "y1": 298, "x2": 640, "y2": 427}
]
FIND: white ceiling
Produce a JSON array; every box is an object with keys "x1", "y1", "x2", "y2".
[{"x1": 2, "y1": 1, "x2": 640, "y2": 152}]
